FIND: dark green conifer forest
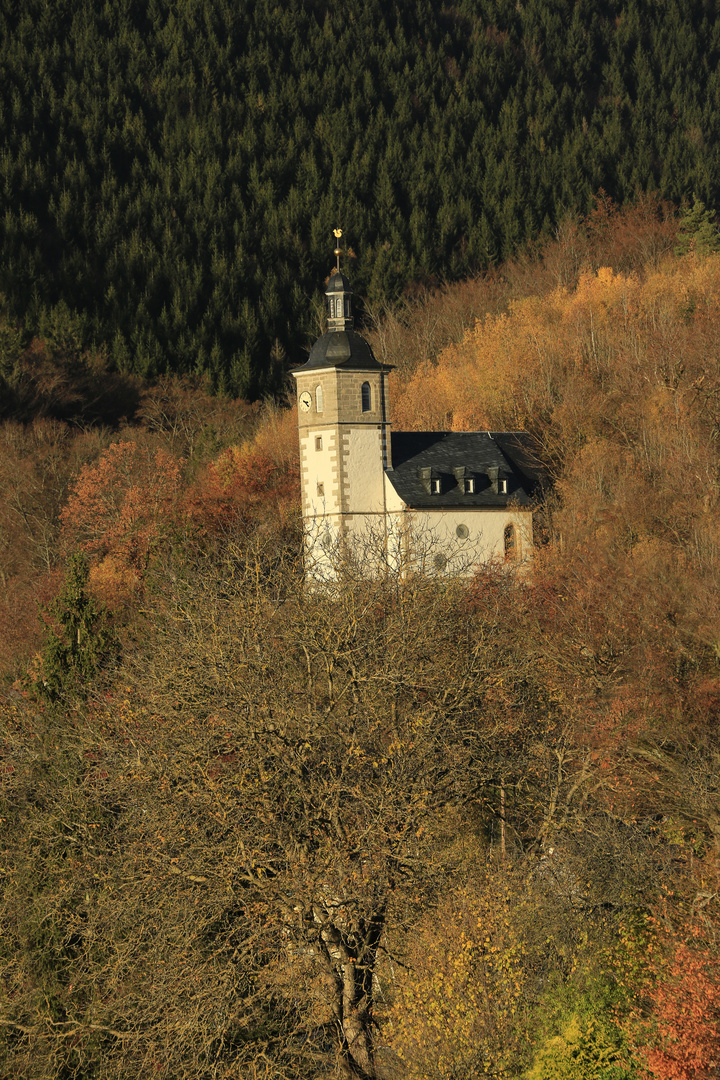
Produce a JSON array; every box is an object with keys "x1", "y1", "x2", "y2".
[{"x1": 2, "y1": 0, "x2": 720, "y2": 395}]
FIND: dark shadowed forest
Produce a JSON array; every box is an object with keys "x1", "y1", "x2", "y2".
[
  {"x1": 3, "y1": 0, "x2": 720, "y2": 394},
  {"x1": 2, "y1": 199, "x2": 720, "y2": 1078}
]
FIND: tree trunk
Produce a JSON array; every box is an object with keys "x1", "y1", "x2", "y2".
[
  {"x1": 341, "y1": 954, "x2": 375, "y2": 1078},
  {"x1": 317, "y1": 906, "x2": 386, "y2": 1079}
]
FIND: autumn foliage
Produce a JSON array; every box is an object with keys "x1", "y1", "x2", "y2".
[
  {"x1": 385, "y1": 871, "x2": 530, "y2": 1078},
  {"x1": 3, "y1": 202, "x2": 720, "y2": 1078},
  {"x1": 61, "y1": 440, "x2": 183, "y2": 565},
  {"x1": 182, "y1": 402, "x2": 300, "y2": 536},
  {"x1": 622, "y1": 915, "x2": 720, "y2": 1080},
  {"x1": 58, "y1": 439, "x2": 182, "y2": 610}
]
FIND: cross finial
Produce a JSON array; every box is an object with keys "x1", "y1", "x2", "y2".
[{"x1": 333, "y1": 227, "x2": 342, "y2": 271}]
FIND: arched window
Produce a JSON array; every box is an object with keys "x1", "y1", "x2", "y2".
[
  {"x1": 361, "y1": 381, "x2": 371, "y2": 412},
  {"x1": 504, "y1": 523, "x2": 517, "y2": 560},
  {"x1": 315, "y1": 384, "x2": 323, "y2": 412}
]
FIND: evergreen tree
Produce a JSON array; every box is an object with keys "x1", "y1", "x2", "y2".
[
  {"x1": 1, "y1": 0, "x2": 720, "y2": 393},
  {"x1": 675, "y1": 198, "x2": 720, "y2": 255},
  {"x1": 38, "y1": 553, "x2": 115, "y2": 702}
]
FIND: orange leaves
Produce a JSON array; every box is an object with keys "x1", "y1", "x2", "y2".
[
  {"x1": 182, "y1": 403, "x2": 300, "y2": 535},
  {"x1": 391, "y1": 264, "x2": 646, "y2": 435},
  {"x1": 61, "y1": 439, "x2": 183, "y2": 573},
  {"x1": 57, "y1": 402, "x2": 300, "y2": 594},
  {"x1": 392, "y1": 302, "x2": 538, "y2": 433},
  {"x1": 390, "y1": 252, "x2": 720, "y2": 493},
  {"x1": 389, "y1": 362, "x2": 457, "y2": 432},
  {"x1": 632, "y1": 922, "x2": 720, "y2": 1080}
]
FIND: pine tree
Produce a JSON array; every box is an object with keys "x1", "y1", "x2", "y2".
[
  {"x1": 38, "y1": 553, "x2": 115, "y2": 702},
  {"x1": 675, "y1": 197, "x2": 720, "y2": 255}
]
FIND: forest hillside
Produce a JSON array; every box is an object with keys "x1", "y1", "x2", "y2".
[
  {"x1": 3, "y1": 0, "x2": 720, "y2": 394},
  {"x1": 2, "y1": 206, "x2": 720, "y2": 1077}
]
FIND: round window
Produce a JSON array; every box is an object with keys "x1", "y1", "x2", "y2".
[
  {"x1": 433, "y1": 552, "x2": 447, "y2": 571},
  {"x1": 456, "y1": 523, "x2": 469, "y2": 539}
]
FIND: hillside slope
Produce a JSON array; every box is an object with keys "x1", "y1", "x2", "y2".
[{"x1": 2, "y1": 0, "x2": 720, "y2": 393}]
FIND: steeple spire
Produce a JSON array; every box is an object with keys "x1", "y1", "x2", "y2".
[
  {"x1": 326, "y1": 228, "x2": 353, "y2": 332},
  {"x1": 333, "y1": 227, "x2": 343, "y2": 272}
]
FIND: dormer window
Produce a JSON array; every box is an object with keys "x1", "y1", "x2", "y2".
[
  {"x1": 454, "y1": 465, "x2": 476, "y2": 495},
  {"x1": 488, "y1": 466, "x2": 509, "y2": 495},
  {"x1": 361, "y1": 382, "x2": 371, "y2": 412},
  {"x1": 419, "y1": 466, "x2": 442, "y2": 495}
]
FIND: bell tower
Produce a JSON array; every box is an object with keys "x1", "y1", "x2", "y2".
[{"x1": 292, "y1": 232, "x2": 392, "y2": 576}]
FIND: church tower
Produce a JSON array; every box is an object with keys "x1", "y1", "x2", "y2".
[{"x1": 292, "y1": 232, "x2": 392, "y2": 575}]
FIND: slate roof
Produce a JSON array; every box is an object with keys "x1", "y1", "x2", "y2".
[
  {"x1": 326, "y1": 270, "x2": 352, "y2": 293},
  {"x1": 386, "y1": 430, "x2": 545, "y2": 508},
  {"x1": 296, "y1": 329, "x2": 385, "y2": 371}
]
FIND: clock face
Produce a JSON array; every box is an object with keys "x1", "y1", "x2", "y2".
[{"x1": 299, "y1": 391, "x2": 312, "y2": 412}]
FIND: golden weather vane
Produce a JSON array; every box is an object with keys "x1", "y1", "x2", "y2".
[{"x1": 333, "y1": 227, "x2": 342, "y2": 271}]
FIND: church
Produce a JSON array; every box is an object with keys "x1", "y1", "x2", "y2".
[{"x1": 292, "y1": 242, "x2": 544, "y2": 580}]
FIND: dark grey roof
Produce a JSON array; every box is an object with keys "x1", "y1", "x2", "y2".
[
  {"x1": 326, "y1": 270, "x2": 352, "y2": 293},
  {"x1": 296, "y1": 329, "x2": 384, "y2": 371},
  {"x1": 386, "y1": 430, "x2": 545, "y2": 508}
]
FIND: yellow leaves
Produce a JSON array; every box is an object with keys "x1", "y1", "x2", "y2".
[
  {"x1": 392, "y1": 253, "x2": 720, "y2": 464},
  {"x1": 569, "y1": 264, "x2": 636, "y2": 319},
  {"x1": 385, "y1": 872, "x2": 530, "y2": 1080}
]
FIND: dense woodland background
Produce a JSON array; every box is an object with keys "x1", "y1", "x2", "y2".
[
  {"x1": 3, "y1": 0, "x2": 720, "y2": 393},
  {"x1": 3, "y1": 0, "x2": 720, "y2": 1075}
]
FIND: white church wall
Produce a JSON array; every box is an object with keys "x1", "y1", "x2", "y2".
[
  {"x1": 342, "y1": 427, "x2": 386, "y2": 513},
  {"x1": 302, "y1": 507, "x2": 533, "y2": 583},
  {"x1": 299, "y1": 428, "x2": 340, "y2": 517},
  {"x1": 302, "y1": 512, "x2": 344, "y2": 583},
  {"x1": 302, "y1": 512, "x2": 388, "y2": 584},
  {"x1": 385, "y1": 507, "x2": 533, "y2": 576},
  {"x1": 383, "y1": 473, "x2": 406, "y2": 513}
]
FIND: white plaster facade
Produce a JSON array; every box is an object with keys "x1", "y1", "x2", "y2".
[{"x1": 383, "y1": 504, "x2": 533, "y2": 576}]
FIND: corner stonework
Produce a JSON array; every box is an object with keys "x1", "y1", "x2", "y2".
[{"x1": 290, "y1": 253, "x2": 393, "y2": 578}]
